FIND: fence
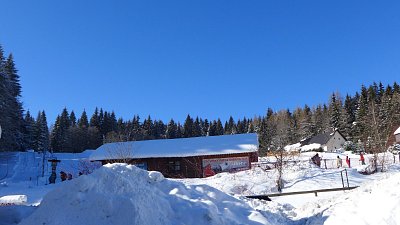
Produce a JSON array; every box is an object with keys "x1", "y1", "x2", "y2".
[{"x1": 252, "y1": 153, "x2": 400, "y2": 171}]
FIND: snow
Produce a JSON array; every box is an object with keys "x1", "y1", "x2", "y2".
[
  {"x1": 90, "y1": 133, "x2": 258, "y2": 161},
  {"x1": 19, "y1": 164, "x2": 270, "y2": 225},
  {"x1": 300, "y1": 143, "x2": 321, "y2": 152},
  {"x1": 284, "y1": 143, "x2": 323, "y2": 152},
  {"x1": 284, "y1": 143, "x2": 301, "y2": 152},
  {"x1": 1, "y1": 150, "x2": 400, "y2": 225},
  {"x1": 395, "y1": 126, "x2": 400, "y2": 135},
  {"x1": 297, "y1": 171, "x2": 400, "y2": 225},
  {"x1": 0, "y1": 195, "x2": 27, "y2": 205}
]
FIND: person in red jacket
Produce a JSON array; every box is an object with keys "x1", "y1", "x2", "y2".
[
  {"x1": 203, "y1": 164, "x2": 216, "y2": 177},
  {"x1": 346, "y1": 156, "x2": 351, "y2": 168},
  {"x1": 360, "y1": 153, "x2": 365, "y2": 165}
]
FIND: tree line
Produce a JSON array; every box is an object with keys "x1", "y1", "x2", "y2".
[
  {"x1": 257, "y1": 82, "x2": 400, "y2": 155},
  {"x1": 1, "y1": 44, "x2": 400, "y2": 154},
  {"x1": 48, "y1": 107, "x2": 255, "y2": 153}
]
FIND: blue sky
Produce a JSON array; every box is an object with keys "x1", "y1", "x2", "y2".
[{"x1": 1, "y1": 1, "x2": 399, "y2": 124}]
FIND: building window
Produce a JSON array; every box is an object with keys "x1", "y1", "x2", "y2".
[{"x1": 168, "y1": 161, "x2": 181, "y2": 172}]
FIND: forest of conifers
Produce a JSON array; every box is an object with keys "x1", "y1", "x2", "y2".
[{"x1": 1, "y1": 44, "x2": 399, "y2": 154}]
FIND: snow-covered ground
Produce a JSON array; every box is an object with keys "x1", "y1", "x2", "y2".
[{"x1": 0, "y1": 150, "x2": 400, "y2": 225}]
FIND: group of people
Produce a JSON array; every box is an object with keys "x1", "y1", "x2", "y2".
[
  {"x1": 311, "y1": 152, "x2": 366, "y2": 168},
  {"x1": 60, "y1": 171, "x2": 73, "y2": 182}
]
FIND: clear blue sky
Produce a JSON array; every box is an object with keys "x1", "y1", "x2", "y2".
[{"x1": 1, "y1": 1, "x2": 399, "y2": 124}]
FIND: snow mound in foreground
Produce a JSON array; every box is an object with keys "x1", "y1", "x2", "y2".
[
  {"x1": 307, "y1": 172, "x2": 400, "y2": 225},
  {"x1": 20, "y1": 164, "x2": 269, "y2": 225}
]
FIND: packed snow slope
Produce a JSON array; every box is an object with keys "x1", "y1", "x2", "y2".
[
  {"x1": 19, "y1": 163, "x2": 269, "y2": 225},
  {"x1": 303, "y1": 172, "x2": 400, "y2": 225}
]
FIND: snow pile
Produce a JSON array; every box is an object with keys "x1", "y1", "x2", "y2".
[
  {"x1": 0, "y1": 195, "x2": 27, "y2": 205},
  {"x1": 19, "y1": 164, "x2": 270, "y2": 225},
  {"x1": 300, "y1": 143, "x2": 322, "y2": 152},
  {"x1": 284, "y1": 143, "x2": 301, "y2": 152},
  {"x1": 304, "y1": 172, "x2": 400, "y2": 225}
]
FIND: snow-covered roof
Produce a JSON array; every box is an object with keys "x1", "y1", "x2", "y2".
[
  {"x1": 89, "y1": 133, "x2": 258, "y2": 161},
  {"x1": 394, "y1": 127, "x2": 400, "y2": 135}
]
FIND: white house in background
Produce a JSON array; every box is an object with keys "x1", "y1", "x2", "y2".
[
  {"x1": 300, "y1": 130, "x2": 347, "y2": 152},
  {"x1": 395, "y1": 126, "x2": 400, "y2": 143}
]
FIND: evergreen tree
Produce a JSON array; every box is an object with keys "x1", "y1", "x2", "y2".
[
  {"x1": 78, "y1": 110, "x2": 89, "y2": 128},
  {"x1": 208, "y1": 120, "x2": 217, "y2": 136},
  {"x1": 176, "y1": 122, "x2": 183, "y2": 138},
  {"x1": 183, "y1": 114, "x2": 194, "y2": 138},
  {"x1": 34, "y1": 111, "x2": 49, "y2": 151},
  {"x1": 23, "y1": 111, "x2": 36, "y2": 150},
  {"x1": 328, "y1": 93, "x2": 344, "y2": 131},
  {"x1": 299, "y1": 105, "x2": 314, "y2": 139},
  {"x1": 166, "y1": 119, "x2": 177, "y2": 139},
  {"x1": 201, "y1": 119, "x2": 209, "y2": 136},
  {"x1": 90, "y1": 107, "x2": 100, "y2": 128},
  {"x1": 70, "y1": 111, "x2": 77, "y2": 127},
  {"x1": 215, "y1": 119, "x2": 224, "y2": 135},
  {"x1": 0, "y1": 51, "x2": 25, "y2": 150},
  {"x1": 50, "y1": 108, "x2": 71, "y2": 152},
  {"x1": 142, "y1": 115, "x2": 154, "y2": 140},
  {"x1": 193, "y1": 117, "x2": 202, "y2": 137}
]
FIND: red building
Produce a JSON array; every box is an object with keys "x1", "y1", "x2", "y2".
[{"x1": 89, "y1": 133, "x2": 259, "y2": 178}]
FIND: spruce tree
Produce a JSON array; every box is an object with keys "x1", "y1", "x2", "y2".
[
  {"x1": 183, "y1": 114, "x2": 194, "y2": 138},
  {"x1": 34, "y1": 111, "x2": 49, "y2": 151},
  {"x1": 23, "y1": 111, "x2": 36, "y2": 150},
  {"x1": 70, "y1": 111, "x2": 77, "y2": 127},
  {"x1": 193, "y1": 117, "x2": 202, "y2": 137},
  {"x1": 166, "y1": 119, "x2": 177, "y2": 139},
  {"x1": 215, "y1": 119, "x2": 224, "y2": 135},
  {"x1": 78, "y1": 110, "x2": 89, "y2": 128}
]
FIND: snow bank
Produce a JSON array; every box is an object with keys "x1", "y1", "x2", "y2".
[
  {"x1": 305, "y1": 172, "x2": 400, "y2": 225},
  {"x1": 0, "y1": 195, "x2": 27, "y2": 205},
  {"x1": 0, "y1": 206, "x2": 36, "y2": 225},
  {"x1": 20, "y1": 164, "x2": 270, "y2": 225}
]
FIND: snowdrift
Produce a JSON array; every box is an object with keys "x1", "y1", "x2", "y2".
[
  {"x1": 305, "y1": 172, "x2": 400, "y2": 225},
  {"x1": 19, "y1": 164, "x2": 269, "y2": 225}
]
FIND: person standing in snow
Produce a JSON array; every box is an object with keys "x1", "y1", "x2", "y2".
[
  {"x1": 360, "y1": 153, "x2": 365, "y2": 165},
  {"x1": 311, "y1": 153, "x2": 321, "y2": 167},
  {"x1": 60, "y1": 171, "x2": 67, "y2": 182},
  {"x1": 346, "y1": 156, "x2": 351, "y2": 168},
  {"x1": 336, "y1": 156, "x2": 342, "y2": 168}
]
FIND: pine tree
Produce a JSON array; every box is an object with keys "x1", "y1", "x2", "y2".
[
  {"x1": 0, "y1": 51, "x2": 25, "y2": 150},
  {"x1": 78, "y1": 110, "x2": 89, "y2": 128},
  {"x1": 176, "y1": 122, "x2": 183, "y2": 138},
  {"x1": 50, "y1": 108, "x2": 71, "y2": 152},
  {"x1": 90, "y1": 107, "x2": 100, "y2": 128},
  {"x1": 343, "y1": 94, "x2": 356, "y2": 139},
  {"x1": 201, "y1": 119, "x2": 209, "y2": 136},
  {"x1": 328, "y1": 93, "x2": 344, "y2": 131},
  {"x1": 215, "y1": 119, "x2": 224, "y2": 135},
  {"x1": 166, "y1": 119, "x2": 177, "y2": 139},
  {"x1": 183, "y1": 114, "x2": 194, "y2": 138},
  {"x1": 142, "y1": 115, "x2": 154, "y2": 140},
  {"x1": 34, "y1": 111, "x2": 49, "y2": 151},
  {"x1": 208, "y1": 120, "x2": 217, "y2": 136},
  {"x1": 70, "y1": 111, "x2": 77, "y2": 127},
  {"x1": 225, "y1": 116, "x2": 236, "y2": 134},
  {"x1": 193, "y1": 117, "x2": 202, "y2": 137},
  {"x1": 23, "y1": 111, "x2": 36, "y2": 150},
  {"x1": 299, "y1": 105, "x2": 314, "y2": 139}
]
